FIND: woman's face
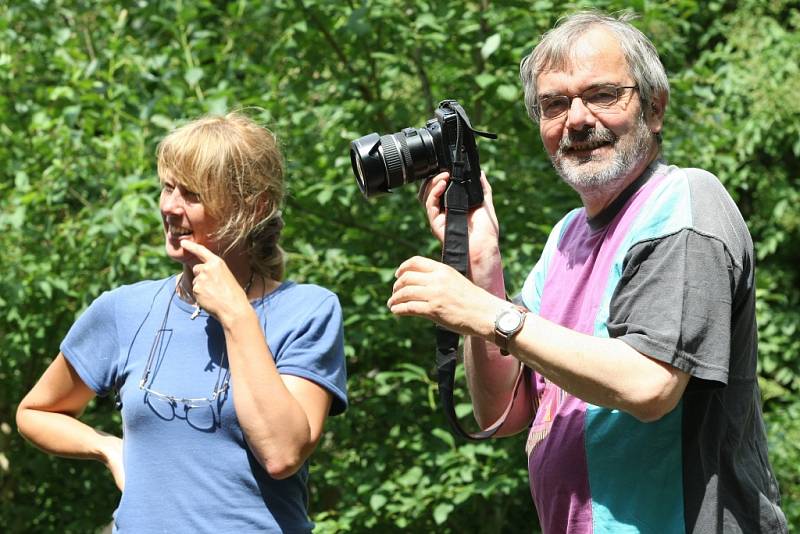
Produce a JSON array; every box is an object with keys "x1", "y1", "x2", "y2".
[{"x1": 159, "y1": 174, "x2": 220, "y2": 266}]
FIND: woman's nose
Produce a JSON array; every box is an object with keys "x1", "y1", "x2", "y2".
[{"x1": 160, "y1": 188, "x2": 185, "y2": 213}]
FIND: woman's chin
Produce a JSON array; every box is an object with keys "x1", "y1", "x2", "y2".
[{"x1": 165, "y1": 243, "x2": 190, "y2": 264}]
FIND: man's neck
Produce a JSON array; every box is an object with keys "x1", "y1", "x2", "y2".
[{"x1": 580, "y1": 149, "x2": 661, "y2": 218}]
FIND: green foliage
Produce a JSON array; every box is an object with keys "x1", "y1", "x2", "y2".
[{"x1": 2, "y1": 0, "x2": 798, "y2": 532}]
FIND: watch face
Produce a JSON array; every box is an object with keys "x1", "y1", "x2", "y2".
[{"x1": 497, "y1": 309, "x2": 522, "y2": 332}]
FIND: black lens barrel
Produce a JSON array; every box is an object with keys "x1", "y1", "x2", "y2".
[
  {"x1": 379, "y1": 134, "x2": 407, "y2": 190},
  {"x1": 350, "y1": 124, "x2": 442, "y2": 198},
  {"x1": 403, "y1": 128, "x2": 438, "y2": 179},
  {"x1": 350, "y1": 133, "x2": 387, "y2": 197}
]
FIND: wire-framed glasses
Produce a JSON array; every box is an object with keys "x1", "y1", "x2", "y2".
[
  {"x1": 537, "y1": 84, "x2": 638, "y2": 120},
  {"x1": 138, "y1": 285, "x2": 230, "y2": 429}
]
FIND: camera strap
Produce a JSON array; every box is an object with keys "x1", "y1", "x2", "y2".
[{"x1": 434, "y1": 118, "x2": 526, "y2": 441}]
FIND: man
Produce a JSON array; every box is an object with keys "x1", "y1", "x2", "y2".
[{"x1": 387, "y1": 11, "x2": 787, "y2": 534}]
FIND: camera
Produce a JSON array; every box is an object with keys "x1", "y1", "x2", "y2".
[{"x1": 349, "y1": 100, "x2": 494, "y2": 208}]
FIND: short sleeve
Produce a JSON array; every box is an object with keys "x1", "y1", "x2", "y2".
[
  {"x1": 274, "y1": 294, "x2": 348, "y2": 415},
  {"x1": 60, "y1": 291, "x2": 120, "y2": 396},
  {"x1": 607, "y1": 228, "x2": 733, "y2": 387}
]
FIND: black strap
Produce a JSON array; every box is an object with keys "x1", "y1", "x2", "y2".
[
  {"x1": 435, "y1": 165, "x2": 525, "y2": 440},
  {"x1": 435, "y1": 327, "x2": 526, "y2": 441}
]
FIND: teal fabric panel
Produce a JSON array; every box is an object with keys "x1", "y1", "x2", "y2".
[
  {"x1": 521, "y1": 207, "x2": 581, "y2": 313},
  {"x1": 585, "y1": 402, "x2": 686, "y2": 533}
]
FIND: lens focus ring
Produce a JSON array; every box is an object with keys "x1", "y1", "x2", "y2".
[
  {"x1": 398, "y1": 135, "x2": 412, "y2": 183},
  {"x1": 380, "y1": 134, "x2": 406, "y2": 189}
]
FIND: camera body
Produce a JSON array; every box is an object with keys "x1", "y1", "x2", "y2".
[{"x1": 350, "y1": 100, "x2": 486, "y2": 208}]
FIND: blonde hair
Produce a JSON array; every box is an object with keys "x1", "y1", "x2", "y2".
[{"x1": 157, "y1": 111, "x2": 287, "y2": 280}]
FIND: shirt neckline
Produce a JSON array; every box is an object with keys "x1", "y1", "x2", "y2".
[
  {"x1": 586, "y1": 159, "x2": 666, "y2": 232},
  {"x1": 170, "y1": 275, "x2": 294, "y2": 317}
]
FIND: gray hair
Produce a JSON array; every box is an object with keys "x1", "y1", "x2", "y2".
[{"x1": 520, "y1": 11, "x2": 670, "y2": 123}]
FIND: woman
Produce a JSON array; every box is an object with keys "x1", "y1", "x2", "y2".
[{"x1": 16, "y1": 112, "x2": 348, "y2": 532}]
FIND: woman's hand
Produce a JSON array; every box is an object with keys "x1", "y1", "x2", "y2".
[
  {"x1": 16, "y1": 354, "x2": 129, "y2": 492},
  {"x1": 100, "y1": 433, "x2": 125, "y2": 491},
  {"x1": 179, "y1": 240, "x2": 252, "y2": 322}
]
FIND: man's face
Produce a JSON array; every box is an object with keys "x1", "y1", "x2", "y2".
[{"x1": 536, "y1": 28, "x2": 663, "y2": 195}]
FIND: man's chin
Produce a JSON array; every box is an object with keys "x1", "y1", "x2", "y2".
[
  {"x1": 555, "y1": 159, "x2": 601, "y2": 181},
  {"x1": 553, "y1": 159, "x2": 624, "y2": 193}
]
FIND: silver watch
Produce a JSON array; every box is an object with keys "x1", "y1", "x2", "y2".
[{"x1": 494, "y1": 305, "x2": 527, "y2": 355}]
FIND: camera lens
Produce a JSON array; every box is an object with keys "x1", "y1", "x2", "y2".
[
  {"x1": 379, "y1": 133, "x2": 409, "y2": 189},
  {"x1": 350, "y1": 128, "x2": 440, "y2": 198},
  {"x1": 350, "y1": 133, "x2": 387, "y2": 197}
]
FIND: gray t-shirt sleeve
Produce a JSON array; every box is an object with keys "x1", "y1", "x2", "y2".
[
  {"x1": 60, "y1": 291, "x2": 120, "y2": 395},
  {"x1": 607, "y1": 228, "x2": 733, "y2": 387}
]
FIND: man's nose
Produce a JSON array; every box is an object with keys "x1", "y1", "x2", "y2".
[{"x1": 564, "y1": 97, "x2": 597, "y2": 131}]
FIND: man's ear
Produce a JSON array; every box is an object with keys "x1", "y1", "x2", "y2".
[{"x1": 647, "y1": 93, "x2": 667, "y2": 133}]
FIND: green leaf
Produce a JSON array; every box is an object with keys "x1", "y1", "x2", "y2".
[
  {"x1": 433, "y1": 503, "x2": 454, "y2": 525},
  {"x1": 497, "y1": 84, "x2": 519, "y2": 101},
  {"x1": 369, "y1": 494, "x2": 387, "y2": 511},
  {"x1": 431, "y1": 427, "x2": 455, "y2": 448},
  {"x1": 151, "y1": 114, "x2": 175, "y2": 130},
  {"x1": 475, "y1": 73, "x2": 496, "y2": 89},
  {"x1": 481, "y1": 33, "x2": 501, "y2": 59},
  {"x1": 185, "y1": 67, "x2": 204, "y2": 87}
]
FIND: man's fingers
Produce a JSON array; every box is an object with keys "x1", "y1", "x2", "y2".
[
  {"x1": 424, "y1": 173, "x2": 449, "y2": 210},
  {"x1": 392, "y1": 272, "x2": 426, "y2": 294},
  {"x1": 388, "y1": 276, "x2": 429, "y2": 303},
  {"x1": 418, "y1": 171, "x2": 449, "y2": 205},
  {"x1": 395, "y1": 256, "x2": 441, "y2": 277},
  {"x1": 387, "y1": 299, "x2": 428, "y2": 317},
  {"x1": 387, "y1": 285, "x2": 430, "y2": 316}
]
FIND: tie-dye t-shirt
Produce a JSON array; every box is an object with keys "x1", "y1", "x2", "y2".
[{"x1": 518, "y1": 161, "x2": 786, "y2": 533}]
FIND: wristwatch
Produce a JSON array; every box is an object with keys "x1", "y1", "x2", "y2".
[{"x1": 494, "y1": 305, "x2": 527, "y2": 356}]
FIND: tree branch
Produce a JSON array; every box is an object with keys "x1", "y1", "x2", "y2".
[
  {"x1": 294, "y1": 0, "x2": 390, "y2": 128},
  {"x1": 286, "y1": 196, "x2": 423, "y2": 255}
]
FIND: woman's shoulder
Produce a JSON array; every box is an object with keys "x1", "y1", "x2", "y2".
[
  {"x1": 99, "y1": 277, "x2": 174, "y2": 307},
  {"x1": 268, "y1": 281, "x2": 341, "y2": 315},
  {"x1": 276, "y1": 280, "x2": 338, "y2": 300},
  {"x1": 67, "y1": 278, "x2": 174, "y2": 342}
]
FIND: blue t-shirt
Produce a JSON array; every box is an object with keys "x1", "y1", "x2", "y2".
[{"x1": 61, "y1": 276, "x2": 348, "y2": 533}]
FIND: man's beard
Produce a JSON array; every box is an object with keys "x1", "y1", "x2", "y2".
[{"x1": 550, "y1": 114, "x2": 653, "y2": 194}]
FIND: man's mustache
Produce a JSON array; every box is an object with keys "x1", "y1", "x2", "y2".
[{"x1": 558, "y1": 127, "x2": 617, "y2": 153}]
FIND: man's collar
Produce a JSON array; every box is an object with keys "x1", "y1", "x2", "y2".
[{"x1": 586, "y1": 158, "x2": 665, "y2": 231}]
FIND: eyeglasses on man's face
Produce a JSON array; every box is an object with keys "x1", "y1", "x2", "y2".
[{"x1": 537, "y1": 84, "x2": 638, "y2": 120}]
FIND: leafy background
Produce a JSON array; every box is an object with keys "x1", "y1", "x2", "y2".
[{"x1": 1, "y1": 0, "x2": 798, "y2": 532}]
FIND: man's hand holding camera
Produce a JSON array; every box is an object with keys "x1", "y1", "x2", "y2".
[
  {"x1": 388, "y1": 255, "x2": 507, "y2": 340},
  {"x1": 394, "y1": 169, "x2": 508, "y2": 337},
  {"x1": 421, "y1": 168, "x2": 507, "y2": 304}
]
